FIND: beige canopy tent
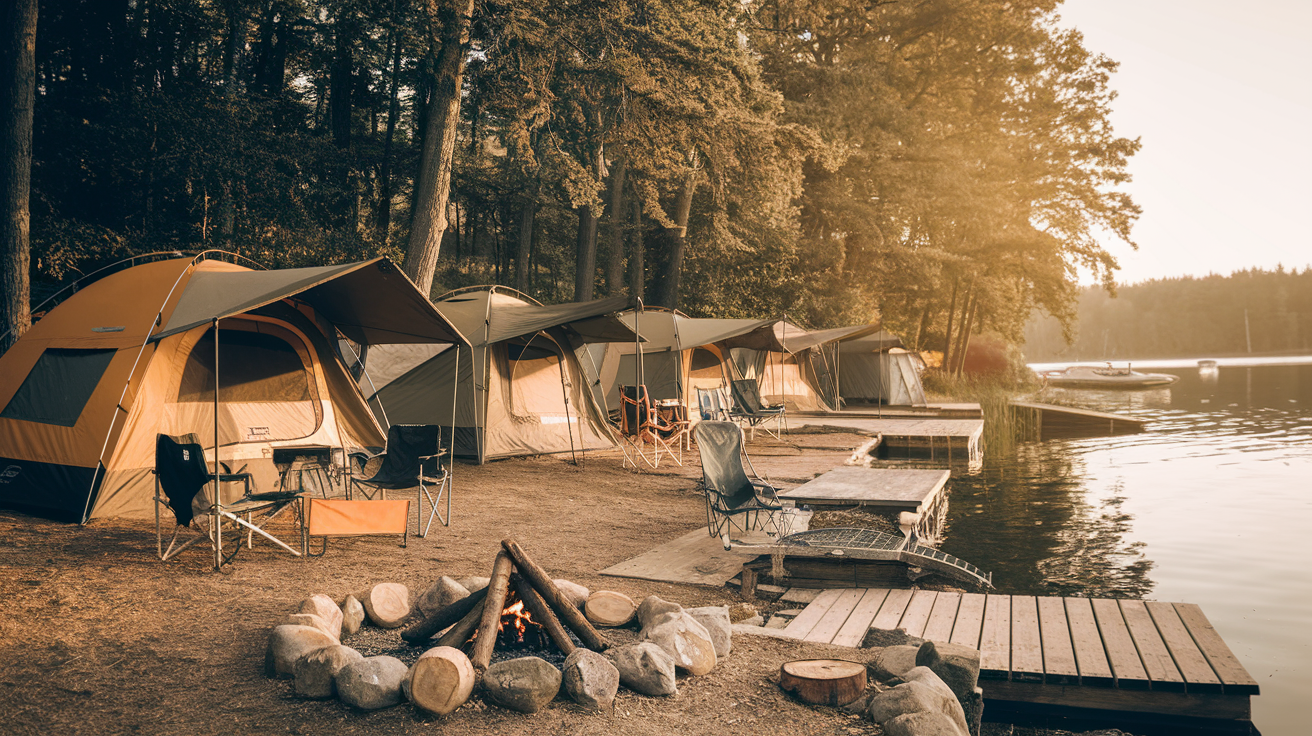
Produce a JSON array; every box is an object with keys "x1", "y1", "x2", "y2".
[
  {"x1": 360, "y1": 287, "x2": 637, "y2": 464},
  {"x1": 577, "y1": 309, "x2": 780, "y2": 420},
  {"x1": 835, "y1": 332, "x2": 928, "y2": 407},
  {"x1": 726, "y1": 320, "x2": 885, "y2": 412},
  {"x1": 0, "y1": 253, "x2": 465, "y2": 522}
]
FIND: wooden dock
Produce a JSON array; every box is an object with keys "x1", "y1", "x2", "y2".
[
  {"x1": 790, "y1": 416, "x2": 984, "y2": 467},
  {"x1": 1010, "y1": 401, "x2": 1147, "y2": 440},
  {"x1": 778, "y1": 466, "x2": 949, "y2": 542},
  {"x1": 779, "y1": 588, "x2": 1259, "y2": 731}
]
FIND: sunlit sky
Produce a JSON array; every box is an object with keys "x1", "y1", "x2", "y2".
[{"x1": 1057, "y1": 0, "x2": 1312, "y2": 286}]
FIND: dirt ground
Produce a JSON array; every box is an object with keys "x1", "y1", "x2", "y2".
[{"x1": 0, "y1": 432, "x2": 908, "y2": 736}]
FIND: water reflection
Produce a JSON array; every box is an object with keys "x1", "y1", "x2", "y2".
[{"x1": 942, "y1": 362, "x2": 1312, "y2": 733}]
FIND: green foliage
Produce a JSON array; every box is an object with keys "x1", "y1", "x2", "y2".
[
  {"x1": 27, "y1": 0, "x2": 1138, "y2": 342},
  {"x1": 1025, "y1": 267, "x2": 1312, "y2": 360}
]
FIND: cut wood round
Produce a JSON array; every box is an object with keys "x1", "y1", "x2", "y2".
[
  {"x1": 585, "y1": 591, "x2": 636, "y2": 627},
  {"x1": 779, "y1": 659, "x2": 867, "y2": 706},
  {"x1": 359, "y1": 582, "x2": 411, "y2": 628},
  {"x1": 409, "y1": 646, "x2": 476, "y2": 716}
]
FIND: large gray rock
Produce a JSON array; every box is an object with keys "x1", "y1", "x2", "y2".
[
  {"x1": 869, "y1": 644, "x2": 920, "y2": 682},
  {"x1": 686, "y1": 606, "x2": 732, "y2": 657},
  {"x1": 293, "y1": 644, "x2": 363, "y2": 699},
  {"x1": 283, "y1": 613, "x2": 339, "y2": 643},
  {"x1": 962, "y1": 686, "x2": 984, "y2": 736},
  {"x1": 915, "y1": 641, "x2": 981, "y2": 701},
  {"x1": 867, "y1": 666, "x2": 969, "y2": 736},
  {"x1": 415, "y1": 576, "x2": 470, "y2": 618},
  {"x1": 341, "y1": 595, "x2": 365, "y2": 636},
  {"x1": 482, "y1": 657, "x2": 562, "y2": 714},
  {"x1": 606, "y1": 643, "x2": 677, "y2": 696},
  {"x1": 298, "y1": 594, "x2": 344, "y2": 639},
  {"x1": 641, "y1": 611, "x2": 716, "y2": 676},
  {"x1": 336, "y1": 656, "x2": 409, "y2": 710},
  {"x1": 266, "y1": 625, "x2": 338, "y2": 678},
  {"x1": 884, "y1": 711, "x2": 967, "y2": 736},
  {"x1": 454, "y1": 575, "x2": 489, "y2": 594},
  {"x1": 562, "y1": 649, "x2": 620, "y2": 709},
  {"x1": 554, "y1": 579, "x2": 590, "y2": 609},
  {"x1": 636, "y1": 595, "x2": 683, "y2": 629}
]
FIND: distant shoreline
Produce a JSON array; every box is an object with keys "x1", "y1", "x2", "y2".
[{"x1": 1028, "y1": 354, "x2": 1312, "y2": 371}]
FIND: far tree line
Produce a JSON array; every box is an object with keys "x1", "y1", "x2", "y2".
[
  {"x1": 1024, "y1": 268, "x2": 1312, "y2": 361},
  {"x1": 1, "y1": 0, "x2": 1139, "y2": 359}
]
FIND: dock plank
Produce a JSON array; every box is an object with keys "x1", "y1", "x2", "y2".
[
  {"x1": 950, "y1": 593, "x2": 987, "y2": 649},
  {"x1": 923, "y1": 592, "x2": 962, "y2": 642},
  {"x1": 804, "y1": 589, "x2": 865, "y2": 644},
  {"x1": 832, "y1": 588, "x2": 889, "y2": 648},
  {"x1": 1119, "y1": 599, "x2": 1185, "y2": 691},
  {"x1": 1037, "y1": 596, "x2": 1079, "y2": 683},
  {"x1": 1091, "y1": 598, "x2": 1150, "y2": 689},
  {"x1": 898, "y1": 590, "x2": 939, "y2": 638},
  {"x1": 979, "y1": 595, "x2": 1011, "y2": 677},
  {"x1": 871, "y1": 588, "x2": 915, "y2": 630},
  {"x1": 1173, "y1": 603, "x2": 1260, "y2": 695},
  {"x1": 599, "y1": 527, "x2": 755, "y2": 586},
  {"x1": 778, "y1": 467, "x2": 949, "y2": 509},
  {"x1": 782, "y1": 589, "x2": 843, "y2": 640},
  {"x1": 1064, "y1": 597, "x2": 1114, "y2": 686},
  {"x1": 1146, "y1": 602, "x2": 1222, "y2": 693},
  {"x1": 1010, "y1": 595, "x2": 1044, "y2": 681}
]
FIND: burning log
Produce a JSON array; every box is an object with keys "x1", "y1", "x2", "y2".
[
  {"x1": 469, "y1": 550, "x2": 515, "y2": 672},
  {"x1": 435, "y1": 592, "x2": 486, "y2": 649},
  {"x1": 502, "y1": 538, "x2": 609, "y2": 651},
  {"x1": 512, "y1": 574, "x2": 576, "y2": 656},
  {"x1": 401, "y1": 587, "x2": 489, "y2": 644}
]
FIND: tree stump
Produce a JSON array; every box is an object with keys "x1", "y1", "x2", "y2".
[
  {"x1": 585, "y1": 590, "x2": 636, "y2": 627},
  {"x1": 408, "y1": 646, "x2": 476, "y2": 715},
  {"x1": 779, "y1": 659, "x2": 867, "y2": 706}
]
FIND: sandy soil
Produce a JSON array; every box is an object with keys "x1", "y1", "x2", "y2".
[{"x1": 0, "y1": 432, "x2": 902, "y2": 736}]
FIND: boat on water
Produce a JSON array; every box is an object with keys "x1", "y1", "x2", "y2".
[{"x1": 1038, "y1": 363, "x2": 1180, "y2": 389}]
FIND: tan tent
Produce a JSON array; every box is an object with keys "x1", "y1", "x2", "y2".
[
  {"x1": 361, "y1": 287, "x2": 636, "y2": 463},
  {"x1": 0, "y1": 253, "x2": 464, "y2": 522},
  {"x1": 578, "y1": 309, "x2": 779, "y2": 421},
  {"x1": 835, "y1": 332, "x2": 928, "y2": 407},
  {"x1": 726, "y1": 321, "x2": 884, "y2": 412}
]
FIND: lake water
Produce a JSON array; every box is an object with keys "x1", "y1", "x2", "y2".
[{"x1": 940, "y1": 361, "x2": 1312, "y2": 735}]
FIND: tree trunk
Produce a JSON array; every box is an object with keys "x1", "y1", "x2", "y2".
[
  {"x1": 375, "y1": 29, "x2": 403, "y2": 240},
  {"x1": 404, "y1": 0, "x2": 475, "y2": 297},
  {"x1": 574, "y1": 204, "x2": 598, "y2": 301},
  {"x1": 913, "y1": 303, "x2": 932, "y2": 351},
  {"x1": 651, "y1": 169, "x2": 696, "y2": 309},
  {"x1": 953, "y1": 287, "x2": 976, "y2": 375},
  {"x1": 956, "y1": 297, "x2": 979, "y2": 376},
  {"x1": 628, "y1": 195, "x2": 644, "y2": 301},
  {"x1": 604, "y1": 158, "x2": 627, "y2": 295},
  {"x1": 941, "y1": 277, "x2": 959, "y2": 371},
  {"x1": 515, "y1": 190, "x2": 536, "y2": 293},
  {"x1": 329, "y1": 15, "x2": 353, "y2": 149},
  {"x1": 1, "y1": 0, "x2": 36, "y2": 352}
]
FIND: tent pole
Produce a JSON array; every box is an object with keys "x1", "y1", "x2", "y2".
[
  {"x1": 449, "y1": 344, "x2": 459, "y2": 511},
  {"x1": 212, "y1": 317, "x2": 222, "y2": 571}
]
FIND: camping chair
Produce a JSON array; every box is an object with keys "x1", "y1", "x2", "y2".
[
  {"x1": 153, "y1": 434, "x2": 306, "y2": 565},
  {"x1": 693, "y1": 420, "x2": 784, "y2": 550},
  {"x1": 695, "y1": 386, "x2": 731, "y2": 421},
  {"x1": 618, "y1": 385, "x2": 688, "y2": 469},
  {"x1": 306, "y1": 498, "x2": 410, "y2": 556},
  {"x1": 729, "y1": 378, "x2": 787, "y2": 440},
  {"x1": 348, "y1": 424, "x2": 449, "y2": 537}
]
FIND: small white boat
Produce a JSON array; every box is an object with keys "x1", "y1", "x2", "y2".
[{"x1": 1039, "y1": 363, "x2": 1179, "y2": 389}]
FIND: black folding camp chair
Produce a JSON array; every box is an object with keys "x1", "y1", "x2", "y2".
[
  {"x1": 693, "y1": 420, "x2": 783, "y2": 550},
  {"x1": 348, "y1": 424, "x2": 449, "y2": 537},
  {"x1": 153, "y1": 434, "x2": 305, "y2": 565},
  {"x1": 729, "y1": 379, "x2": 787, "y2": 439}
]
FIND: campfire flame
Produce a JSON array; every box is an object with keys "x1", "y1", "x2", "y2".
[{"x1": 500, "y1": 599, "x2": 535, "y2": 644}]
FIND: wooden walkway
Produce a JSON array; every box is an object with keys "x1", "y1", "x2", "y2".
[
  {"x1": 781, "y1": 588, "x2": 1259, "y2": 727},
  {"x1": 778, "y1": 467, "x2": 949, "y2": 509},
  {"x1": 793, "y1": 416, "x2": 984, "y2": 467},
  {"x1": 1010, "y1": 401, "x2": 1147, "y2": 440}
]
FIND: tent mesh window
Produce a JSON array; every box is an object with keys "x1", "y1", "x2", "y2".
[
  {"x1": 178, "y1": 328, "x2": 313, "y2": 403},
  {"x1": 0, "y1": 348, "x2": 117, "y2": 427}
]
